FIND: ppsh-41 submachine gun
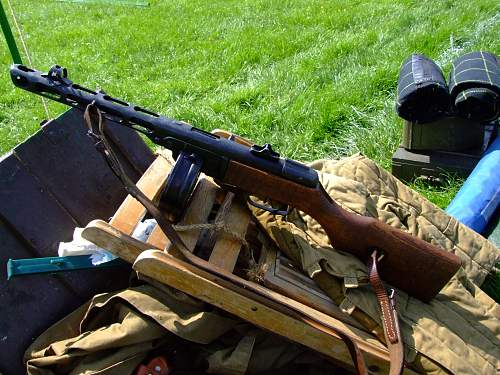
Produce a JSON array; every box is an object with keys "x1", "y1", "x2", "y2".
[{"x1": 10, "y1": 64, "x2": 461, "y2": 302}]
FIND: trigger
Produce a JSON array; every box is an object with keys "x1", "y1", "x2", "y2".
[{"x1": 247, "y1": 196, "x2": 290, "y2": 216}]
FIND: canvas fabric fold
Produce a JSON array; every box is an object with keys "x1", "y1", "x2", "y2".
[{"x1": 24, "y1": 281, "x2": 343, "y2": 375}]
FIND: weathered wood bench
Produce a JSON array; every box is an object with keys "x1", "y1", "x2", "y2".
[{"x1": 0, "y1": 108, "x2": 154, "y2": 375}]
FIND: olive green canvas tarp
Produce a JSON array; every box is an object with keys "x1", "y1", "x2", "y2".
[{"x1": 24, "y1": 278, "x2": 345, "y2": 375}]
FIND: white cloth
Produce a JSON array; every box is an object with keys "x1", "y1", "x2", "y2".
[{"x1": 58, "y1": 219, "x2": 157, "y2": 265}]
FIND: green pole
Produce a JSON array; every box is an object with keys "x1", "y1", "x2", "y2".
[
  {"x1": 58, "y1": 0, "x2": 149, "y2": 6},
  {"x1": 0, "y1": 0, "x2": 22, "y2": 64}
]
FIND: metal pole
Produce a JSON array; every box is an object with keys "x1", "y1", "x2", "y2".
[
  {"x1": 0, "y1": 0, "x2": 22, "y2": 64},
  {"x1": 58, "y1": 0, "x2": 149, "y2": 6}
]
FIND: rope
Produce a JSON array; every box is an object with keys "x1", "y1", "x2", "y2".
[
  {"x1": 6, "y1": 0, "x2": 50, "y2": 118},
  {"x1": 173, "y1": 217, "x2": 249, "y2": 252}
]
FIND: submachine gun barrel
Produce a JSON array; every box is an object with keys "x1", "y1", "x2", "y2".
[{"x1": 10, "y1": 64, "x2": 317, "y2": 188}]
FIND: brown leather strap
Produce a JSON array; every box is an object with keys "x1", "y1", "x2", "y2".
[
  {"x1": 83, "y1": 105, "x2": 370, "y2": 375},
  {"x1": 368, "y1": 250, "x2": 405, "y2": 375}
]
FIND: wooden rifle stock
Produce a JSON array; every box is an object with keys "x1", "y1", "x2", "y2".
[{"x1": 223, "y1": 160, "x2": 461, "y2": 302}]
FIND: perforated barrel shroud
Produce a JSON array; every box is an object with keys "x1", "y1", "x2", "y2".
[
  {"x1": 396, "y1": 54, "x2": 450, "y2": 123},
  {"x1": 449, "y1": 51, "x2": 500, "y2": 122}
]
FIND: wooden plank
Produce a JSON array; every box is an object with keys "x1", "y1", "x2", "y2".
[
  {"x1": 209, "y1": 201, "x2": 250, "y2": 271},
  {"x1": 81, "y1": 220, "x2": 412, "y2": 374},
  {"x1": 262, "y1": 247, "x2": 365, "y2": 330},
  {"x1": 12, "y1": 108, "x2": 148, "y2": 226},
  {"x1": 82, "y1": 219, "x2": 153, "y2": 262},
  {"x1": 110, "y1": 155, "x2": 173, "y2": 235},
  {"x1": 134, "y1": 250, "x2": 417, "y2": 375},
  {"x1": 166, "y1": 177, "x2": 218, "y2": 252},
  {"x1": 146, "y1": 224, "x2": 170, "y2": 250}
]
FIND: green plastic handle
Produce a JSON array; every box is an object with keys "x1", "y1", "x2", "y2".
[{"x1": 7, "y1": 255, "x2": 127, "y2": 279}]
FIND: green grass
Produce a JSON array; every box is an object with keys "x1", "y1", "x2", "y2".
[
  {"x1": 1, "y1": 1, "x2": 499, "y2": 295},
  {"x1": 482, "y1": 265, "x2": 500, "y2": 302},
  {"x1": 1, "y1": 1, "x2": 498, "y2": 166},
  {"x1": 411, "y1": 174, "x2": 464, "y2": 209}
]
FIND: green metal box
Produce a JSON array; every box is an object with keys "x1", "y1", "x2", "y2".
[
  {"x1": 391, "y1": 147, "x2": 482, "y2": 182},
  {"x1": 402, "y1": 117, "x2": 485, "y2": 151}
]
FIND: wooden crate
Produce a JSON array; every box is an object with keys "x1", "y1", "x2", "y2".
[{"x1": 82, "y1": 149, "x2": 418, "y2": 375}]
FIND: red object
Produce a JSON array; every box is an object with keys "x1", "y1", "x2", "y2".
[{"x1": 136, "y1": 356, "x2": 171, "y2": 375}]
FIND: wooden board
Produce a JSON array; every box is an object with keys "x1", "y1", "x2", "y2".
[
  {"x1": 134, "y1": 250, "x2": 417, "y2": 375},
  {"x1": 146, "y1": 224, "x2": 171, "y2": 250},
  {"x1": 82, "y1": 220, "x2": 417, "y2": 374},
  {"x1": 110, "y1": 155, "x2": 173, "y2": 235},
  {"x1": 166, "y1": 177, "x2": 218, "y2": 253},
  {"x1": 12, "y1": 108, "x2": 153, "y2": 226},
  {"x1": 0, "y1": 151, "x2": 78, "y2": 253},
  {"x1": 209, "y1": 200, "x2": 250, "y2": 271},
  {"x1": 82, "y1": 219, "x2": 152, "y2": 262},
  {"x1": 262, "y1": 246, "x2": 365, "y2": 330}
]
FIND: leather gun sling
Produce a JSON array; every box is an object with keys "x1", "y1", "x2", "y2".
[
  {"x1": 84, "y1": 105, "x2": 404, "y2": 375},
  {"x1": 369, "y1": 250, "x2": 405, "y2": 375}
]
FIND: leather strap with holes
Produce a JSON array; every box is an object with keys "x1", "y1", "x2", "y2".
[
  {"x1": 84, "y1": 104, "x2": 409, "y2": 375},
  {"x1": 368, "y1": 250, "x2": 405, "y2": 375},
  {"x1": 83, "y1": 104, "x2": 370, "y2": 375}
]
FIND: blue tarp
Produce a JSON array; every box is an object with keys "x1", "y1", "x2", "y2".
[{"x1": 446, "y1": 135, "x2": 500, "y2": 234}]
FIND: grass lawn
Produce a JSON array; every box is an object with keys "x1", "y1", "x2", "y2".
[
  {"x1": 1, "y1": 1, "x2": 499, "y2": 201},
  {"x1": 1, "y1": 1, "x2": 499, "y2": 293}
]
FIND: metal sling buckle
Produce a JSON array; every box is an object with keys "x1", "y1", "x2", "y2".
[{"x1": 247, "y1": 196, "x2": 290, "y2": 216}]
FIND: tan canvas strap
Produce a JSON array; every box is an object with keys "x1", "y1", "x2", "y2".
[{"x1": 368, "y1": 250, "x2": 405, "y2": 375}]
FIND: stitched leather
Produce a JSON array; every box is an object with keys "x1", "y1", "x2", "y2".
[{"x1": 369, "y1": 250, "x2": 405, "y2": 375}]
